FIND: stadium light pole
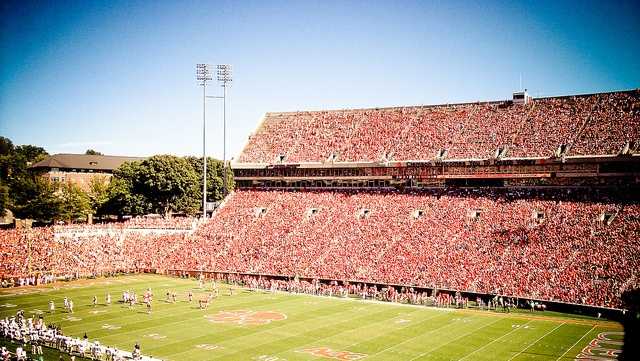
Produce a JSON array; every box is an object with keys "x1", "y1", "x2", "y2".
[
  {"x1": 196, "y1": 64, "x2": 212, "y2": 218},
  {"x1": 216, "y1": 64, "x2": 232, "y2": 196}
]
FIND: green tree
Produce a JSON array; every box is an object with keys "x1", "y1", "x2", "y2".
[
  {"x1": 59, "y1": 183, "x2": 91, "y2": 222},
  {"x1": 0, "y1": 136, "x2": 13, "y2": 156},
  {"x1": 85, "y1": 149, "x2": 103, "y2": 155},
  {"x1": 1, "y1": 142, "x2": 49, "y2": 219},
  {"x1": 87, "y1": 175, "x2": 110, "y2": 216},
  {"x1": 137, "y1": 155, "x2": 200, "y2": 215},
  {"x1": 185, "y1": 156, "x2": 234, "y2": 203},
  {"x1": 102, "y1": 161, "x2": 150, "y2": 217},
  {"x1": 16, "y1": 177, "x2": 62, "y2": 223},
  {"x1": 0, "y1": 181, "x2": 8, "y2": 217}
]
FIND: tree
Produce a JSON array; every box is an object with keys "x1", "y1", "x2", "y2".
[
  {"x1": 102, "y1": 161, "x2": 150, "y2": 218},
  {"x1": 102, "y1": 178, "x2": 148, "y2": 218},
  {"x1": 0, "y1": 181, "x2": 8, "y2": 217},
  {"x1": 85, "y1": 149, "x2": 103, "y2": 155},
  {"x1": 185, "y1": 156, "x2": 234, "y2": 204},
  {"x1": 59, "y1": 183, "x2": 91, "y2": 222},
  {"x1": 0, "y1": 139, "x2": 51, "y2": 221},
  {"x1": 16, "y1": 177, "x2": 62, "y2": 223},
  {"x1": 0, "y1": 136, "x2": 14, "y2": 156},
  {"x1": 137, "y1": 155, "x2": 200, "y2": 215},
  {"x1": 87, "y1": 175, "x2": 110, "y2": 217}
]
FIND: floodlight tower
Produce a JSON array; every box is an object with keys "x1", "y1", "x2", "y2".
[
  {"x1": 216, "y1": 64, "x2": 232, "y2": 196},
  {"x1": 196, "y1": 64, "x2": 212, "y2": 218}
]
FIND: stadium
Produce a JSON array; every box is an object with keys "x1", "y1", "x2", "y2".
[
  {"x1": 2, "y1": 1, "x2": 640, "y2": 361},
  {"x1": 1, "y1": 88, "x2": 639, "y2": 360}
]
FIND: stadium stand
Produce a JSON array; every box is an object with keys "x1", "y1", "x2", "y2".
[
  {"x1": 238, "y1": 90, "x2": 640, "y2": 163},
  {"x1": 2, "y1": 189, "x2": 638, "y2": 309},
  {"x1": 2, "y1": 89, "x2": 639, "y2": 314}
]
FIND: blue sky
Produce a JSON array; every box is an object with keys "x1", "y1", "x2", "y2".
[{"x1": 1, "y1": 0, "x2": 638, "y2": 159}]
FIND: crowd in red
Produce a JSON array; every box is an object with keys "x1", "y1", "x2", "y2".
[
  {"x1": 2, "y1": 189, "x2": 637, "y2": 309},
  {"x1": 163, "y1": 190, "x2": 639, "y2": 309},
  {"x1": 238, "y1": 90, "x2": 640, "y2": 163}
]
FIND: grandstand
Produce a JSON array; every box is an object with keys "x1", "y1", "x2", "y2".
[
  {"x1": 225, "y1": 89, "x2": 640, "y2": 311},
  {"x1": 237, "y1": 89, "x2": 640, "y2": 164},
  {"x1": 1, "y1": 89, "x2": 639, "y2": 360},
  {"x1": 2, "y1": 89, "x2": 639, "y2": 314}
]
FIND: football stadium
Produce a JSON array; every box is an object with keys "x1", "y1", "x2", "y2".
[
  {"x1": 2, "y1": 89, "x2": 639, "y2": 360},
  {"x1": 2, "y1": 1, "x2": 640, "y2": 361}
]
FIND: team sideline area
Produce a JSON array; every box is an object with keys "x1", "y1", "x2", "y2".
[{"x1": 0, "y1": 274, "x2": 623, "y2": 361}]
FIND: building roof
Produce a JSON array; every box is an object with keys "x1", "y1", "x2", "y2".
[{"x1": 31, "y1": 154, "x2": 146, "y2": 172}]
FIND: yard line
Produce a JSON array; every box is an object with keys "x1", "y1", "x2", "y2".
[
  {"x1": 243, "y1": 307, "x2": 445, "y2": 360},
  {"x1": 407, "y1": 316, "x2": 505, "y2": 361},
  {"x1": 167, "y1": 297, "x2": 415, "y2": 360},
  {"x1": 457, "y1": 320, "x2": 534, "y2": 361},
  {"x1": 506, "y1": 322, "x2": 565, "y2": 361},
  {"x1": 554, "y1": 324, "x2": 596, "y2": 361},
  {"x1": 364, "y1": 313, "x2": 478, "y2": 359}
]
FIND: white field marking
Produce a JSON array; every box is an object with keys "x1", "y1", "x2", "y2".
[
  {"x1": 254, "y1": 355, "x2": 287, "y2": 361},
  {"x1": 64, "y1": 304, "x2": 211, "y2": 353},
  {"x1": 144, "y1": 333, "x2": 167, "y2": 340},
  {"x1": 452, "y1": 317, "x2": 472, "y2": 324},
  {"x1": 29, "y1": 309, "x2": 44, "y2": 314},
  {"x1": 457, "y1": 320, "x2": 534, "y2": 361},
  {"x1": 159, "y1": 298, "x2": 384, "y2": 360},
  {"x1": 3, "y1": 289, "x2": 41, "y2": 296},
  {"x1": 282, "y1": 309, "x2": 445, "y2": 360},
  {"x1": 511, "y1": 324, "x2": 533, "y2": 329},
  {"x1": 168, "y1": 298, "x2": 430, "y2": 361},
  {"x1": 102, "y1": 324, "x2": 121, "y2": 330},
  {"x1": 63, "y1": 316, "x2": 82, "y2": 322},
  {"x1": 407, "y1": 317, "x2": 505, "y2": 361},
  {"x1": 89, "y1": 310, "x2": 107, "y2": 315},
  {"x1": 554, "y1": 324, "x2": 596, "y2": 361},
  {"x1": 506, "y1": 322, "x2": 565, "y2": 361},
  {"x1": 195, "y1": 344, "x2": 223, "y2": 351},
  {"x1": 265, "y1": 288, "x2": 455, "y2": 312},
  {"x1": 395, "y1": 319, "x2": 411, "y2": 324},
  {"x1": 60, "y1": 288, "x2": 259, "y2": 336},
  {"x1": 0, "y1": 303, "x2": 17, "y2": 308}
]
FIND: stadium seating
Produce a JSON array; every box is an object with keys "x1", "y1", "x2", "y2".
[
  {"x1": 238, "y1": 90, "x2": 640, "y2": 163},
  {"x1": 2, "y1": 89, "x2": 638, "y2": 312},
  {"x1": 2, "y1": 189, "x2": 638, "y2": 309}
]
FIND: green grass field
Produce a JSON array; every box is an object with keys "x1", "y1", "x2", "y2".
[{"x1": 0, "y1": 275, "x2": 624, "y2": 360}]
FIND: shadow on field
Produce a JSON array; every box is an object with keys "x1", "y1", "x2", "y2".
[{"x1": 621, "y1": 288, "x2": 640, "y2": 360}]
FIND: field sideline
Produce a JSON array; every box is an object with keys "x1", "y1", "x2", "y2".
[{"x1": 0, "y1": 275, "x2": 623, "y2": 360}]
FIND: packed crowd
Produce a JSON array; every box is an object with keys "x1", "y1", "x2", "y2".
[
  {"x1": 162, "y1": 189, "x2": 640, "y2": 309},
  {"x1": 238, "y1": 90, "x2": 640, "y2": 163},
  {"x1": 1, "y1": 189, "x2": 638, "y2": 309}
]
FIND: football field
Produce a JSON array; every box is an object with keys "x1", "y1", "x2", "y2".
[{"x1": 0, "y1": 275, "x2": 623, "y2": 360}]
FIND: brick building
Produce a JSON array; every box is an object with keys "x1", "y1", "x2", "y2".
[{"x1": 30, "y1": 154, "x2": 145, "y2": 190}]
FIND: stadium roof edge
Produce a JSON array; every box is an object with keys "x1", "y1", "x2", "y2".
[{"x1": 262, "y1": 88, "x2": 639, "y2": 116}]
